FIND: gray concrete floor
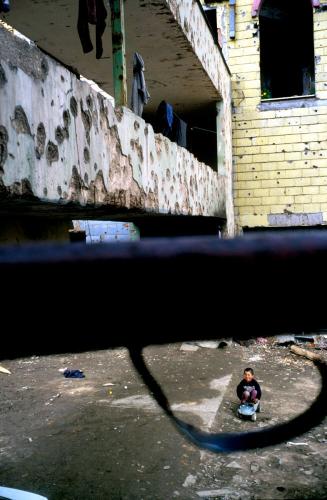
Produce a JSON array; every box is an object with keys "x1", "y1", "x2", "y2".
[{"x1": 0, "y1": 342, "x2": 326, "y2": 499}]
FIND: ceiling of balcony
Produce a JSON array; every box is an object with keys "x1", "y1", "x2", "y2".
[{"x1": 3, "y1": 0, "x2": 220, "y2": 116}]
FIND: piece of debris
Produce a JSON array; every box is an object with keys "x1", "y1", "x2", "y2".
[
  {"x1": 45, "y1": 393, "x2": 61, "y2": 406},
  {"x1": 195, "y1": 341, "x2": 219, "y2": 349},
  {"x1": 290, "y1": 345, "x2": 322, "y2": 362},
  {"x1": 250, "y1": 462, "x2": 260, "y2": 473},
  {"x1": 226, "y1": 461, "x2": 242, "y2": 469},
  {"x1": 180, "y1": 343, "x2": 199, "y2": 352},
  {"x1": 103, "y1": 383, "x2": 115, "y2": 387},
  {"x1": 218, "y1": 339, "x2": 232, "y2": 348},
  {"x1": 183, "y1": 474, "x2": 197, "y2": 487},
  {"x1": 196, "y1": 489, "x2": 235, "y2": 498},
  {"x1": 248, "y1": 355, "x2": 263, "y2": 362},
  {"x1": 63, "y1": 369, "x2": 85, "y2": 378},
  {"x1": 287, "y1": 441, "x2": 308, "y2": 446},
  {"x1": 233, "y1": 337, "x2": 255, "y2": 347},
  {"x1": 274, "y1": 335, "x2": 295, "y2": 346},
  {"x1": 0, "y1": 365, "x2": 11, "y2": 375},
  {"x1": 315, "y1": 335, "x2": 327, "y2": 350},
  {"x1": 256, "y1": 337, "x2": 268, "y2": 345},
  {"x1": 163, "y1": 465, "x2": 170, "y2": 470}
]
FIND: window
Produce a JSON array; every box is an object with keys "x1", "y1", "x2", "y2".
[{"x1": 259, "y1": 0, "x2": 315, "y2": 99}]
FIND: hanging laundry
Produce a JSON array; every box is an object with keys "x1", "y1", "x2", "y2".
[
  {"x1": 0, "y1": 0, "x2": 10, "y2": 13},
  {"x1": 131, "y1": 53, "x2": 150, "y2": 117},
  {"x1": 154, "y1": 101, "x2": 188, "y2": 149},
  {"x1": 154, "y1": 101, "x2": 174, "y2": 138},
  {"x1": 172, "y1": 115, "x2": 188, "y2": 149},
  {"x1": 77, "y1": 0, "x2": 107, "y2": 59}
]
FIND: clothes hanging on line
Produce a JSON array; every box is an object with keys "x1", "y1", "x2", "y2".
[
  {"x1": 131, "y1": 52, "x2": 150, "y2": 117},
  {"x1": 77, "y1": 0, "x2": 107, "y2": 59},
  {"x1": 172, "y1": 114, "x2": 187, "y2": 149},
  {"x1": 154, "y1": 101, "x2": 187, "y2": 149}
]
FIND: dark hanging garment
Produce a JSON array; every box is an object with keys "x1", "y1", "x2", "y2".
[
  {"x1": 0, "y1": 0, "x2": 10, "y2": 13},
  {"x1": 131, "y1": 53, "x2": 150, "y2": 117},
  {"x1": 87, "y1": 0, "x2": 97, "y2": 24},
  {"x1": 94, "y1": 0, "x2": 107, "y2": 59},
  {"x1": 154, "y1": 101, "x2": 173, "y2": 138},
  {"x1": 154, "y1": 101, "x2": 187, "y2": 148},
  {"x1": 77, "y1": 0, "x2": 107, "y2": 59},
  {"x1": 172, "y1": 115, "x2": 188, "y2": 149}
]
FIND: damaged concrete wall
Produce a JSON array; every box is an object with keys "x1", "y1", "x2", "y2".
[
  {"x1": 219, "y1": 0, "x2": 327, "y2": 230},
  {"x1": 0, "y1": 21, "x2": 226, "y2": 220},
  {"x1": 165, "y1": 0, "x2": 235, "y2": 235}
]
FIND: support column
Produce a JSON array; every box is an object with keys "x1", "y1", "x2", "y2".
[{"x1": 110, "y1": 0, "x2": 127, "y2": 106}]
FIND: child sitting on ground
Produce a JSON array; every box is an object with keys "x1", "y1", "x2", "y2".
[{"x1": 237, "y1": 367, "x2": 261, "y2": 404}]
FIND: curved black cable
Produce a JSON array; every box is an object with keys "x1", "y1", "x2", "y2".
[{"x1": 129, "y1": 345, "x2": 327, "y2": 453}]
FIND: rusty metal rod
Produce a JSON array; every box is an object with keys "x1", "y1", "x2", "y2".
[{"x1": 1, "y1": 231, "x2": 327, "y2": 359}]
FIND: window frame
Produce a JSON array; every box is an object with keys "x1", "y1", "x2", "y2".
[{"x1": 252, "y1": 0, "x2": 320, "y2": 18}]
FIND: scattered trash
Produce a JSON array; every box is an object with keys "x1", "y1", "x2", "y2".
[
  {"x1": 45, "y1": 393, "x2": 61, "y2": 406},
  {"x1": 58, "y1": 368, "x2": 67, "y2": 373},
  {"x1": 124, "y1": 385, "x2": 128, "y2": 389},
  {"x1": 180, "y1": 343, "x2": 199, "y2": 352},
  {"x1": 196, "y1": 489, "x2": 235, "y2": 498},
  {"x1": 183, "y1": 474, "x2": 197, "y2": 487},
  {"x1": 233, "y1": 337, "x2": 255, "y2": 347},
  {"x1": 315, "y1": 335, "x2": 327, "y2": 350},
  {"x1": 250, "y1": 462, "x2": 260, "y2": 473},
  {"x1": 163, "y1": 465, "x2": 170, "y2": 470},
  {"x1": 195, "y1": 341, "x2": 219, "y2": 349},
  {"x1": 27, "y1": 437, "x2": 33, "y2": 443},
  {"x1": 274, "y1": 335, "x2": 296, "y2": 347},
  {"x1": 248, "y1": 355, "x2": 263, "y2": 362},
  {"x1": 63, "y1": 369, "x2": 85, "y2": 379},
  {"x1": 103, "y1": 383, "x2": 115, "y2": 387},
  {"x1": 226, "y1": 461, "x2": 242, "y2": 469},
  {"x1": 287, "y1": 441, "x2": 308, "y2": 446},
  {"x1": 275, "y1": 333, "x2": 327, "y2": 349},
  {"x1": 256, "y1": 337, "x2": 268, "y2": 345},
  {"x1": 0, "y1": 365, "x2": 11, "y2": 375},
  {"x1": 217, "y1": 339, "x2": 232, "y2": 349}
]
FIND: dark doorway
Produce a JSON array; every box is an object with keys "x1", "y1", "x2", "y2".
[{"x1": 259, "y1": 0, "x2": 315, "y2": 99}]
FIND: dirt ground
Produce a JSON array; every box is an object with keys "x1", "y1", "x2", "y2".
[{"x1": 0, "y1": 341, "x2": 326, "y2": 500}]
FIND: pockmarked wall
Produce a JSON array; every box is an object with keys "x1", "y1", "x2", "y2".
[
  {"x1": 216, "y1": 0, "x2": 327, "y2": 230},
  {"x1": 0, "y1": 21, "x2": 227, "y2": 221},
  {"x1": 167, "y1": 0, "x2": 235, "y2": 235}
]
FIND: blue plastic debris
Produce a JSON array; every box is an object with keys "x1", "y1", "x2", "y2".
[
  {"x1": 63, "y1": 369, "x2": 85, "y2": 378},
  {"x1": 0, "y1": 486, "x2": 47, "y2": 499}
]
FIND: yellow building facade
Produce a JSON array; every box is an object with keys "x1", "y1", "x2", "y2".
[{"x1": 213, "y1": 0, "x2": 327, "y2": 231}]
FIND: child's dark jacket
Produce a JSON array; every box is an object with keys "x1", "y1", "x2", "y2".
[{"x1": 236, "y1": 379, "x2": 262, "y2": 400}]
